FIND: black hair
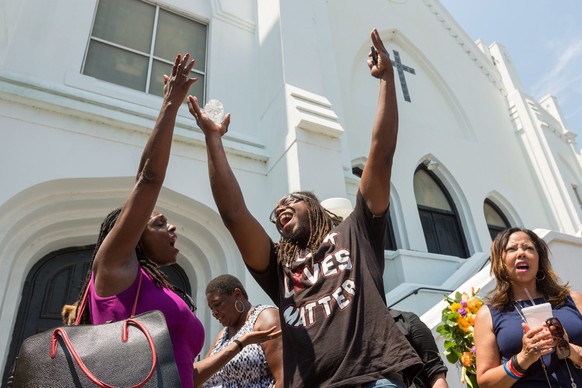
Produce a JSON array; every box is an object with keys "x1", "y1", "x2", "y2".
[
  {"x1": 206, "y1": 274, "x2": 248, "y2": 299},
  {"x1": 275, "y1": 191, "x2": 342, "y2": 266},
  {"x1": 74, "y1": 207, "x2": 177, "y2": 323}
]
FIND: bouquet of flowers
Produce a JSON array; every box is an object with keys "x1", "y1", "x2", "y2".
[{"x1": 436, "y1": 288, "x2": 483, "y2": 388}]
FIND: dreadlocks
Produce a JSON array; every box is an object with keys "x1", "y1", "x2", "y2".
[
  {"x1": 275, "y1": 191, "x2": 343, "y2": 267},
  {"x1": 75, "y1": 207, "x2": 176, "y2": 324}
]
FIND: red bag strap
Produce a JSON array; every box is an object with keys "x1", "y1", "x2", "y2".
[
  {"x1": 50, "y1": 318, "x2": 157, "y2": 388},
  {"x1": 131, "y1": 272, "x2": 143, "y2": 317},
  {"x1": 74, "y1": 270, "x2": 144, "y2": 325}
]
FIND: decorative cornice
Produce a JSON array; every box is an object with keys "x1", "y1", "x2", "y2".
[
  {"x1": 287, "y1": 86, "x2": 344, "y2": 138},
  {"x1": 210, "y1": 0, "x2": 255, "y2": 33},
  {"x1": 423, "y1": 0, "x2": 506, "y2": 96}
]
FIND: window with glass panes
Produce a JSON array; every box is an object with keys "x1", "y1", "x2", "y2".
[
  {"x1": 414, "y1": 166, "x2": 469, "y2": 258},
  {"x1": 83, "y1": 0, "x2": 207, "y2": 101},
  {"x1": 483, "y1": 199, "x2": 511, "y2": 240}
]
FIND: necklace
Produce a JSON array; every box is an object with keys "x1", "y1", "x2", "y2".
[{"x1": 512, "y1": 300, "x2": 577, "y2": 388}]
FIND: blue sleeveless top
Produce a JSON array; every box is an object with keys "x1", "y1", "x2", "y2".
[{"x1": 489, "y1": 295, "x2": 582, "y2": 387}]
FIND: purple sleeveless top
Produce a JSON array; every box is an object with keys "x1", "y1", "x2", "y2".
[{"x1": 89, "y1": 267, "x2": 205, "y2": 388}]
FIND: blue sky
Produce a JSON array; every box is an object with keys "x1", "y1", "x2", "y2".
[{"x1": 440, "y1": 0, "x2": 582, "y2": 143}]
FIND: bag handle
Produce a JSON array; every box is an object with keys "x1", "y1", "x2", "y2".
[
  {"x1": 75, "y1": 270, "x2": 144, "y2": 326},
  {"x1": 50, "y1": 317, "x2": 157, "y2": 388}
]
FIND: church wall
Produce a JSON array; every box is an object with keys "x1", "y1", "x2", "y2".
[{"x1": 2, "y1": 0, "x2": 582, "y2": 382}]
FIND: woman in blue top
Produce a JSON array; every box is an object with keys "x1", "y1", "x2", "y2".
[{"x1": 475, "y1": 228, "x2": 582, "y2": 387}]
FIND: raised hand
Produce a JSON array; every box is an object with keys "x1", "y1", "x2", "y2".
[
  {"x1": 368, "y1": 28, "x2": 393, "y2": 79},
  {"x1": 187, "y1": 95, "x2": 231, "y2": 137},
  {"x1": 163, "y1": 53, "x2": 198, "y2": 105}
]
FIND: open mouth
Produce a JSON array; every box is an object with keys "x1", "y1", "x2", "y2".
[
  {"x1": 515, "y1": 262, "x2": 529, "y2": 271},
  {"x1": 278, "y1": 212, "x2": 293, "y2": 229}
]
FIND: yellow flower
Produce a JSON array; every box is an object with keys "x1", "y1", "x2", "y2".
[
  {"x1": 438, "y1": 288, "x2": 482, "y2": 387},
  {"x1": 466, "y1": 313, "x2": 475, "y2": 326},
  {"x1": 456, "y1": 316, "x2": 471, "y2": 333},
  {"x1": 467, "y1": 298, "x2": 482, "y2": 314}
]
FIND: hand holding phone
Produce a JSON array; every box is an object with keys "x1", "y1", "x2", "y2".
[{"x1": 370, "y1": 46, "x2": 378, "y2": 65}]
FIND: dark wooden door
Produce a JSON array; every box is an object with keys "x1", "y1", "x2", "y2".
[
  {"x1": 419, "y1": 207, "x2": 469, "y2": 258},
  {"x1": 3, "y1": 246, "x2": 191, "y2": 386},
  {"x1": 3, "y1": 246, "x2": 92, "y2": 385}
]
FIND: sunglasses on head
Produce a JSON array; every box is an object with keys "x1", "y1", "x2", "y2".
[
  {"x1": 545, "y1": 316, "x2": 570, "y2": 359},
  {"x1": 269, "y1": 193, "x2": 305, "y2": 224}
]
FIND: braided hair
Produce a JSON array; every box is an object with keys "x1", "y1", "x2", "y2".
[
  {"x1": 275, "y1": 191, "x2": 343, "y2": 267},
  {"x1": 75, "y1": 207, "x2": 177, "y2": 324}
]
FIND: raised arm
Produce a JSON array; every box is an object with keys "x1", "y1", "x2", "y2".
[
  {"x1": 188, "y1": 96, "x2": 272, "y2": 272},
  {"x1": 359, "y1": 28, "x2": 399, "y2": 216},
  {"x1": 93, "y1": 54, "x2": 197, "y2": 296}
]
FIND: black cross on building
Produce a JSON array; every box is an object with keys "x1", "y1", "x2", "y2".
[{"x1": 392, "y1": 50, "x2": 415, "y2": 102}]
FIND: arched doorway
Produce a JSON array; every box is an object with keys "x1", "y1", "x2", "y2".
[{"x1": 3, "y1": 246, "x2": 191, "y2": 386}]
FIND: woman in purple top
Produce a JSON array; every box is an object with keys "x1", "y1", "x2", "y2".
[{"x1": 74, "y1": 53, "x2": 205, "y2": 388}]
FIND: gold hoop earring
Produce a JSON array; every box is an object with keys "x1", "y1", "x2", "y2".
[
  {"x1": 235, "y1": 299, "x2": 245, "y2": 313},
  {"x1": 536, "y1": 271, "x2": 546, "y2": 281}
]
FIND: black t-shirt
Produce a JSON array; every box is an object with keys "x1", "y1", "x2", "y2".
[
  {"x1": 390, "y1": 309, "x2": 448, "y2": 388},
  {"x1": 250, "y1": 191, "x2": 422, "y2": 387}
]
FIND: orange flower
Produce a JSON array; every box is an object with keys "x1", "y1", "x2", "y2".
[
  {"x1": 450, "y1": 302, "x2": 462, "y2": 312},
  {"x1": 461, "y1": 352, "x2": 474, "y2": 367}
]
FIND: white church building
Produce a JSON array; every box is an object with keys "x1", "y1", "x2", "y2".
[{"x1": 1, "y1": 0, "x2": 582, "y2": 385}]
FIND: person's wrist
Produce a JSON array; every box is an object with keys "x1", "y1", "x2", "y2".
[
  {"x1": 233, "y1": 339, "x2": 244, "y2": 351},
  {"x1": 511, "y1": 354, "x2": 527, "y2": 374},
  {"x1": 517, "y1": 351, "x2": 534, "y2": 369}
]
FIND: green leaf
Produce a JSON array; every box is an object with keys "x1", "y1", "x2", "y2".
[
  {"x1": 466, "y1": 372, "x2": 478, "y2": 388},
  {"x1": 446, "y1": 351, "x2": 459, "y2": 364}
]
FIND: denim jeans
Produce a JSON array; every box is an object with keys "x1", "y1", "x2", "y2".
[{"x1": 362, "y1": 378, "x2": 406, "y2": 388}]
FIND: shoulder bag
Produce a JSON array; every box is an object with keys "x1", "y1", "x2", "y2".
[{"x1": 9, "y1": 272, "x2": 181, "y2": 387}]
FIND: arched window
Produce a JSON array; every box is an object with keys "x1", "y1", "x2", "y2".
[
  {"x1": 483, "y1": 199, "x2": 511, "y2": 240},
  {"x1": 414, "y1": 165, "x2": 469, "y2": 258},
  {"x1": 352, "y1": 166, "x2": 397, "y2": 250}
]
